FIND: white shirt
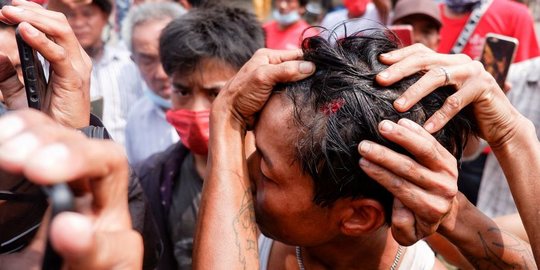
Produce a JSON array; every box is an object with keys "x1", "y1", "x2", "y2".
[
  {"x1": 476, "y1": 57, "x2": 540, "y2": 217},
  {"x1": 320, "y1": 4, "x2": 383, "y2": 38},
  {"x1": 125, "y1": 92, "x2": 180, "y2": 165},
  {"x1": 258, "y1": 235, "x2": 434, "y2": 270},
  {"x1": 90, "y1": 44, "x2": 144, "y2": 147}
]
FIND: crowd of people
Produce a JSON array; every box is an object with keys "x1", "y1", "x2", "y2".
[{"x1": 1, "y1": 0, "x2": 540, "y2": 269}]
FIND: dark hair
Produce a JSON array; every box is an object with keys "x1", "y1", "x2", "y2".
[
  {"x1": 299, "y1": 0, "x2": 308, "y2": 7},
  {"x1": 159, "y1": 4, "x2": 264, "y2": 75},
  {"x1": 92, "y1": 0, "x2": 112, "y2": 15},
  {"x1": 278, "y1": 30, "x2": 475, "y2": 222}
]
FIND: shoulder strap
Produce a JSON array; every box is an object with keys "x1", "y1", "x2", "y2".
[{"x1": 450, "y1": 0, "x2": 493, "y2": 54}]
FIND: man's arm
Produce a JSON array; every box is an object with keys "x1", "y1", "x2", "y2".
[{"x1": 192, "y1": 48, "x2": 315, "y2": 269}]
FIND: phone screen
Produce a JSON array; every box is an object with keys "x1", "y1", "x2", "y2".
[
  {"x1": 15, "y1": 26, "x2": 48, "y2": 110},
  {"x1": 388, "y1": 25, "x2": 414, "y2": 48},
  {"x1": 479, "y1": 33, "x2": 519, "y2": 89}
]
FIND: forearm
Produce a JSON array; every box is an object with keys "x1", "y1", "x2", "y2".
[
  {"x1": 438, "y1": 193, "x2": 536, "y2": 269},
  {"x1": 193, "y1": 104, "x2": 259, "y2": 270},
  {"x1": 491, "y1": 116, "x2": 540, "y2": 264}
]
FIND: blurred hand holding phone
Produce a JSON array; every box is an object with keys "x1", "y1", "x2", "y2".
[
  {"x1": 479, "y1": 33, "x2": 518, "y2": 90},
  {"x1": 388, "y1": 24, "x2": 414, "y2": 48}
]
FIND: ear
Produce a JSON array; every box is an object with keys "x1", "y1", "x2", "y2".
[{"x1": 339, "y1": 198, "x2": 386, "y2": 236}]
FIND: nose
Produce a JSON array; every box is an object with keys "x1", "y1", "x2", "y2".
[
  {"x1": 190, "y1": 93, "x2": 212, "y2": 112},
  {"x1": 155, "y1": 63, "x2": 168, "y2": 80}
]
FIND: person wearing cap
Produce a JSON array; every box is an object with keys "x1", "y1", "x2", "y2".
[
  {"x1": 48, "y1": 0, "x2": 144, "y2": 148},
  {"x1": 391, "y1": 0, "x2": 441, "y2": 51}
]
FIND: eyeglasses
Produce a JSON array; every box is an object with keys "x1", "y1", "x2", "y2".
[{"x1": 0, "y1": 179, "x2": 48, "y2": 254}]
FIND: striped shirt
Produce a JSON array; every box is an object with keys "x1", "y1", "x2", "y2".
[
  {"x1": 90, "y1": 44, "x2": 144, "y2": 147},
  {"x1": 125, "y1": 91, "x2": 180, "y2": 165},
  {"x1": 476, "y1": 57, "x2": 540, "y2": 217}
]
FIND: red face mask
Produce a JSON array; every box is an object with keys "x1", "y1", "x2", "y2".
[
  {"x1": 166, "y1": 109, "x2": 210, "y2": 155},
  {"x1": 343, "y1": 0, "x2": 369, "y2": 18}
]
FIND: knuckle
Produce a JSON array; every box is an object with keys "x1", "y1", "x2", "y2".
[{"x1": 251, "y1": 67, "x2": 267, "y2": 85}]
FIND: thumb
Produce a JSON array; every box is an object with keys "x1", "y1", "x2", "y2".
[{"x1": 50, "y1": 212, "x2": 143, "y2": 270}]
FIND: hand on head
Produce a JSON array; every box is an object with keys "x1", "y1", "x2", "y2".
[
  {"x1": 0, "y1": 109, "x2": 142, "y2": 269},
  {"x1": 213, "y1": 48, "x2": 315, "y2": 129},
  {"x1": 0, "y1": 0, "x2": 92, "y2": 128}
]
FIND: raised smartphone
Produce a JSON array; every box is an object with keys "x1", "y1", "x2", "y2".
[
  {"x1": 479, "y1": 33, "x2": 519, "y2": 89},
  {"x1": 15, "y1": 25, "x2": 48, "y2": 110},
  {"x1": 388, "y1": 25, "x2": 414, "y2": 48}
]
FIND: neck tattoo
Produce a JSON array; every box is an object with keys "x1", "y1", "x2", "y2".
[{"x1": 295, "y1": 245, "x2": 405, "y2": 270}]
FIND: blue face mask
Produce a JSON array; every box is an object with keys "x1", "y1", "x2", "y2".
[
  {"x1": 273, "y1": 9, "x2": 301, "y2": 26},
  {"x1": 145, "y1": 88, "x2": 172, "y2": 109},
  {"x1": 445, "y1": 0, "x2": 481, "y2": 13}
]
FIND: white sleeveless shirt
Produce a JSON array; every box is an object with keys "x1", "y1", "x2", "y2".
[{"x1": 258, "y1": 235, "x2": 435, "y2": 270}]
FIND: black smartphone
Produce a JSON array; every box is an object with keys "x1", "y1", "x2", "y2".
[
  {"x1": 479, "y1": 33, "x2": 518, "y2": 89},
  {"x1": 41, "y1": 184, "x2": 75, "y2": 270},
  {"x1": 15, "y1": 25, "x2": 48, "y2": 110}
]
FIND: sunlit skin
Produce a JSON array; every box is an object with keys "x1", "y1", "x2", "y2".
[
  {"x1": 131, "y1": 19, "x2": 173, "y2": 99},
  {"x1": 170, "y1": 58, "x2": 238, "y2": 178},
  {"x1": 394, "y1": 15, "x2": 440, "y2": 51}
]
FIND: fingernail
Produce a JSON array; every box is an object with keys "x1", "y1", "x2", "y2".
[
  {"x1": 359, "y1": 158, "x2": 371, "y2": 168},
  {"x1": 378, "y1": 71, "x2": 390, "y2": 79},
  {"x1": 359, "y1": 141, "x2": 372, "y2": 154},
  {"x1": 24, "y1": 24, "x2": 38, "y2": 37},
  {"x1": 380, "y1": 120, "x2": 394, "y2": 132},
  {"x1": 380, "y1": 53, "x2": 392, "y2": 58},
  {"x1": 0, "y1": 132, "x2": 39, "y2": 164},
  {"x1": 424, "y1": 122, "x2": 434, "y2": 132},
  {"x1": 394, "y1": 97, "x2": 406, "y2": 107},
  {"x1": 5, "y1": 5, "x2": 23, "y2": 12},
  {"x1": 299, "y1": 61, "x2": 315, "y2": 74},
  {"x1": 28, "y1": 143, "x2": 71, "y2": 180},
  {"x1": 0, "y1": 115, "x2": 25, "y2": 141}
]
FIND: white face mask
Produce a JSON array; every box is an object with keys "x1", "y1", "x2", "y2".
[
  {"x1": 273, "y1": 9, "x2": 301, "y2": 26},
  {"x1": 145, "y1": 88, "x2": 172, "y2": 109}
]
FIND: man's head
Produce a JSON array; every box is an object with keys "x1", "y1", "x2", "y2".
[
  {"x1": 251, "y1": 31, "x2": 474, "y2": 246},
  {"x1": 392, "y1": 0, "x2": 441, "y2": 50},
  {"x1": 160, "y1": 5, "x2": 263, "y2": 155},
  {"x1": 272, "y1": 0, "x2": 308, "y2": 27},
  {"x1": 49, "y1": 0, "x2": 112, "y2": 53},
  {"x1": 122, "y1": 2, "x2": 186, "y2": 100}
]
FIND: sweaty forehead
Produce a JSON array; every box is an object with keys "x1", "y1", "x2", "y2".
[{"x1": 254, "y1": 94, "x2": 298, "y2": 158}]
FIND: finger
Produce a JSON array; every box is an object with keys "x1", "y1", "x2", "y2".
[
  {"x1": 0, "y1": 53, "x2": 27, "y2": 109},
  {"x1": 358, "y1": 139, "x2": 454, "y2": 191},
  {"x1": 0, "y1": 110, "x2": 129, "y2": 211},
  {"x1": 17, "y1": 22, "x2": 76, "y2": 79},
  {"x1": 252, "y1": 60, "x2": 315, "y2": 88},
  {"x1": 50, "y1": 212, "x2": 143, "y2": 270},
  {"x1": 1, "y1": 3, "x2": 82, "y2": 60},
  {"x1": 378, "y1": 53, "x2": 472, "y2": 88},
  {"x1": 390, "y1": 198, "x2": 417, "y2": 246},
  {"x1": 254, "y1": 48, "x2": 304, "y2": 65},
  {"x1": 377, "y1": 119, "x2": 457, "y2": 172}
]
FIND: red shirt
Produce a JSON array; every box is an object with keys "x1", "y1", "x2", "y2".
[
  {"x1": 263, "y1": 20, "x2": 319, "y2": 50},
  {"x1": 438, "y1": 0, "x2": 539, "y2": 62}
]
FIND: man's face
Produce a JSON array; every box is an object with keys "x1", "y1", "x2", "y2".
[
  {"x1": 250, "y1": 94, "x2": 339, "y2": 246},
  {"x1": 59, "y1": 4, "x2": 109, "y2": 50},
  {"x1": 170, "y1": 58, "x2": 237, "y2": 111},
  {"x1": 131, "y1": 19, "x2": 172, "y2": 99},
  {"x1": 275, "y1": 0, "x2": 303, "y2": 15},
  {"x1": 396, "y1": 15, "x2": 440, "y2": 51},
  {"x1": 0, "y1": 28, "x2": 23, "y2": 82}
]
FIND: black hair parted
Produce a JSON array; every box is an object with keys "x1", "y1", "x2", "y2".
[
  {"x1": 159, "y1": 4, "x2": 264, "y2": 75},
  {"x1": 278, "y1": 30, "x2": 476, "y2": 222}
]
